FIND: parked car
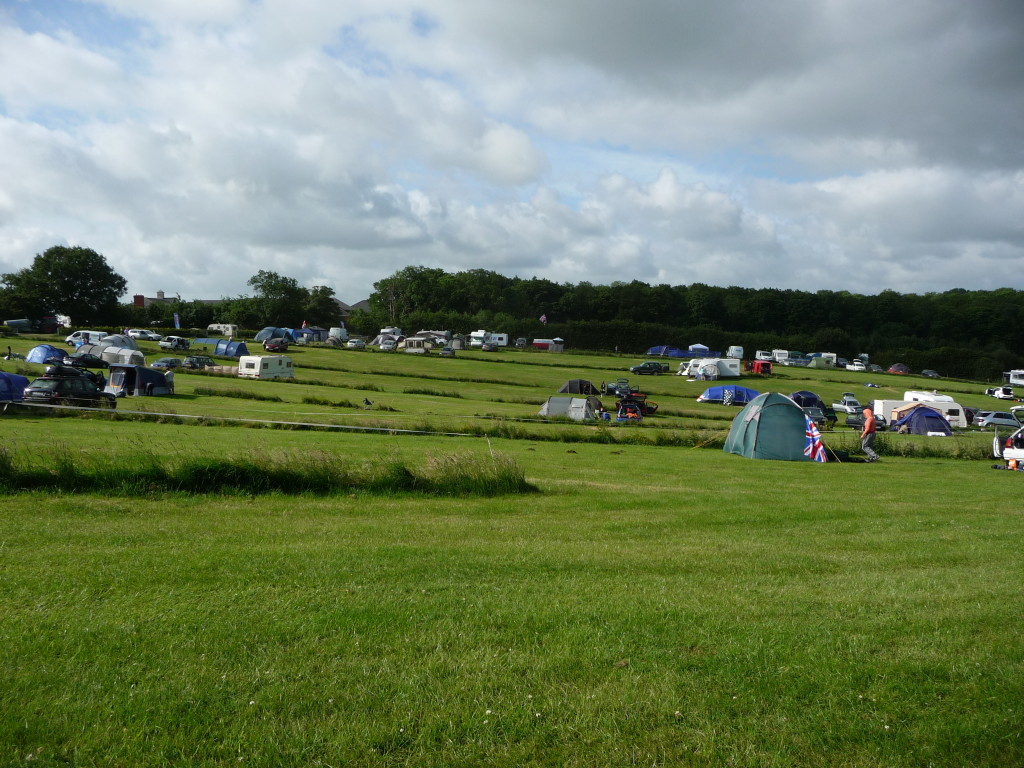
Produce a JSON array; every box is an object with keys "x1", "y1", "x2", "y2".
[
  {"x1": 438, "y1": 347, "x2": 455, "y2": 357},
  {"x1": 804, "y1": 406, "x2": 830, "y2": 428},
  {"x1": 23, "y1": 370, "x2": 116, "y2": 409},
  {"x1": 379, "y1": 339, "x2": 397, "y2": 352},
  {"x1": 984, "y1": 386, "x2": 1015, "y2": 399},
  {"x1": 159, "y1": 335, "x2": 190, "y2": 351},
  {"x1": 845, "y1": 411, "x2": 887, "y2": 430},
  {"x1": 263, "y1": 337, "x2": 289, "y2": 352},
  {"x1": 62, "y1": 352, "x2": 108, "y2": 369},
  {"x1": 975, "y1": 411, "x2": 1022, "y2": 430},
  {"x1": 835, "y1": 357, "x2": 848, "y2": 369},
  {"x1": 481, "y1": 342, "x2": 499, "y2": 352},
  {"x1": 831, "y1": 392, "x2": 863, "y2": 414},
  {"x1": 921, "y1": 369, "x2": 941, "y2": 378},
  {"x1": 629, "y1": 361, "x2": 669, "y2": 375},
  {"x1": 151, "y1": 357, "x2": 183, "y2": 370},
  {"x1": 867, "y1": 364, "x2": 883, "y2": 373},
  {"x1": 182, "y1": 355, "x2": 216, "y2": 370},
  {"x1": 346, "y1": 339, "x2": 366, "y2": 349},
  {"x1": 846, "y1": 359, "x2": 866, "y2": 372},
  {"x1": 127, "y1": 329, "x2": 162, "y2": 341}
]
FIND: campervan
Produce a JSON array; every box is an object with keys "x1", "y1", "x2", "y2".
[
  {"x1": 469, "y1": 330, "x2": 488, "y2": 348},
  {"x1": 238, "y1": 355, "x2": 294, "y2": 379},
  {"x1": 328, "y1": 326, "x2": 349, "y2": 342},
  {"x1": 755, "y1": 350, "x2": 773, "y2": 361},
  {"x1": 65, "y1": 330, "x2": 107, "y2": 346},
  {"x1": 726, "y1": 346, "x2": 744, "y2": 359}
]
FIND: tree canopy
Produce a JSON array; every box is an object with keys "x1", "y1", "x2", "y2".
[{"x1": 1, "y1": 245, "x2": 127, "y2": 325}]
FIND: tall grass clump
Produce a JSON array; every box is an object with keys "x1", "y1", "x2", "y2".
[
  {"x1": 0, "y1": 445, "x2": 536, "y2": 497},
  {"x1": 193, "y1": 386, "x2": 283, "y2": 402},
  {"x1": 403, "y1": 387, "x2": 462, "y2": 398}
]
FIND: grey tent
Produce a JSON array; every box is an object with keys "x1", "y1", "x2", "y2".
[
  {"x1": 539, "y1": 395, "x2": 603, "y2": 421},
  {"x1": 557, "y1": 379, "x2": 600, "y2": 395}
]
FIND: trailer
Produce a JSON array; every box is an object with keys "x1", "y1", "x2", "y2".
[{"x1": 238, "y1": 355, "x2": 294, "y2": 379}]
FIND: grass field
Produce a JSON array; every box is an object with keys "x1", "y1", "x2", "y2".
[{"x1": 1, "y1": 337, "x2": 1022, "y2": 766}]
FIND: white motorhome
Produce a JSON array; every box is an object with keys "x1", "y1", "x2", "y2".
[
  {"x1": 469, "y1": 329, "x2": 488, "y2": 347},
  {"x1": 754, "y1": 350, "x2": 773, "y2": 361},
  {"x1": 238, "y1": 354, "x2": 294, "y2": 379}
]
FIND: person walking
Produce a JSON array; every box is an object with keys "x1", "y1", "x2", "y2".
[{"x1": 861, "y1": 406, "x2": 879, "y2": 462}]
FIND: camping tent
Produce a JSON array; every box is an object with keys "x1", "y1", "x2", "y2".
[
  {"x1": 192, "y1": 339, "x2": 250, "y2": 357},
  {"x1": 645, "y1": 345, "x2": 686, "y2": 357},
  {"x1": 78, "y1": 343, "x2": 145, "y2": 367},
  {"x1": 558, "y1": 379, "x2": 600, "y2": 395},
  {"x1": 889, "y1": 404, "x2": 952, "y2": 435},
  {"x1": 724, "y1": 392, "x2": 828, "y2": 462},
  {"x1": 789, "y1": 390, "x2": 828, "y2": 410},
  {"x1": 98, "y1": 334, "x2": 140, "y2": 350},
  {"x1": 25, "y1": 344, "x2": 66, "y2": 364},
  {"x1": 105, "y1": 364, "x2": 171, "y2": 397},
  {"x1": 697, "y1": 384, "x2": 760, "y2": 405},
  {"x1": 0, "y1": 371, "x2": 29, "y2": 402},
  {"x1": 538, "y1": 395, "x2": 603, "y2": 421}
]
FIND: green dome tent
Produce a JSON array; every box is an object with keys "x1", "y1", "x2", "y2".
[{"x1": 724, "y1": 392, "x2": 827, "y2": 462}]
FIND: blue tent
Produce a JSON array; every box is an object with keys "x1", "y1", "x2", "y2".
[
  {"x1": 0, "y1": 371, "x2": 29, "y2": 402},
  {"x1": 25, "y1": 344, "x2": 66, "y2": 364},
  {"x1": 889, "y1": 405, "x2": 952, "y2": 436},
  {"x1": 191, "y1": 339, "x2": 250, "y2": 358},
  {"x1": 697, "y1": 384, "x2": 760, "y2": 405},
  {"x1": 646, "y1": 345, "x2": 687, "y2": 358},
  {"x1": 789, "y1": 390, "x2": 827, "y2": 410}
]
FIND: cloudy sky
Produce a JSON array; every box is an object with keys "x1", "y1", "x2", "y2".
[{"x1": 1, "y1": 0, "x2": 1022, "y2": 305}]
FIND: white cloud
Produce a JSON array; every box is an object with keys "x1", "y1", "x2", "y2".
[{"x1": 0, "y1": 0, "x2": 1022, "y2": 303}]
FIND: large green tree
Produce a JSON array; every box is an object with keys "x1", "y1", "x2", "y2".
[
  {"x1": 1, "y1": 245, "x2": 127, "y2": 325},
  {"x1": 246, "y1": 270, "x2": 308, "y2": 327}
]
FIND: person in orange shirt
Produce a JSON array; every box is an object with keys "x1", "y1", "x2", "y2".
[{"x1": 861, "y1": 406, "x2": 879, "y2": 462}]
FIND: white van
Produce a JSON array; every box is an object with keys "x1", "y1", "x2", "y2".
[
  {"x1": 65, "y1": 330, "x2": 107, "y2": 346},
  {"x1": 238, "y1": 355, "x2": 294, "y2": 379}
]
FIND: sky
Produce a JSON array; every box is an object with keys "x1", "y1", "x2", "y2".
[{"x1": 1, "y1": 0, "x2": 1023, "y2": 305}]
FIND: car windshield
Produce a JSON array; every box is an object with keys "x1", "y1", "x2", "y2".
[{"x1": 29, "y1": 379, "x2": 60, "y2": 391}]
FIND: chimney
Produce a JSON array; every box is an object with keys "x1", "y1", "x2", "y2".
[{"x1": 157, "y1": 290, "x2": 165, "y2": 300}]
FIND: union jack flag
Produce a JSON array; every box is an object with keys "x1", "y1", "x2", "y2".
[{"x1": 804, "y1": 416, "x2": 828, "y2": 462}]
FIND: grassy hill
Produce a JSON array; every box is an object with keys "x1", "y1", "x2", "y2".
[{"x1": 1, "y1": 337, "x2": 1021, "y2": 766}]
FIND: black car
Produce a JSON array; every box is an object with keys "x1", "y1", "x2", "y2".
[
  {"x1": 921, "y1": 369, "x2": 941, "y2": 378},
  {"x1": 183, "y1": 355, "x2": 216, "y2": 370},
  {"x1": 23, "y1": 369, "x2": 116, "y2": 409},
  {"x1": 63, "y1": 352, "x2": 109, "y2": 369}
]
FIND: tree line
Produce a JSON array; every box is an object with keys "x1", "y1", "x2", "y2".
[{"x1": 3, "y1": 248, "x2": 1022, "y2": 380}]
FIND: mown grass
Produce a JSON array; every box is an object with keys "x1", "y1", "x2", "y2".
[{"x1": 0, "y1": 435, "x2": 1021, "y2": 766}]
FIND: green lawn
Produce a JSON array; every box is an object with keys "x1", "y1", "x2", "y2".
[{"x1": 1, "y1": 338, "x2": 1022, "y2": 765}]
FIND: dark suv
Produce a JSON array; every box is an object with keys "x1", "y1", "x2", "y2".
[{"x1": 23, "y1": 369, "x2": 117, "y2": 409}]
